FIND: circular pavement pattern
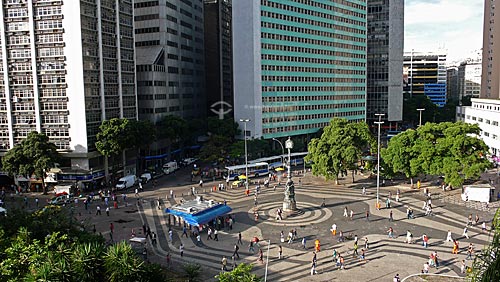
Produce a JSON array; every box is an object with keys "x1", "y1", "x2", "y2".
[{"x1": 248, "y1": 201, "x2": 333, "y2": 226}]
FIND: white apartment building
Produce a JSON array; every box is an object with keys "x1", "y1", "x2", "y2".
[
  {"x1": 456, "y1": 98, "x2": 500, "y2": 157},
  {"x1": 458, "y1": 59, "x2": 482, "y2": 100},
  {"x1": 0, "y1": 0, "x2": 137, "y2": 174}
]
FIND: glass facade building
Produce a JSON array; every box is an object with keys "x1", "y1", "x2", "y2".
[{"x1": 233, "y1": 0, "x2": 367, "y2": 139}]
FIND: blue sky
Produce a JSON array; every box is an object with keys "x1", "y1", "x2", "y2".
[{"x1": 404, "y1": 0, "x2": 484, "y2": 62}]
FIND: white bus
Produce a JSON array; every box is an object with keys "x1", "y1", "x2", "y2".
[
  {"x1": 249, "y1": 152, "x2": 309, "y2": 169},
  {"x1": 225, "y1": 162, "x2": 270, "y2": 180}
]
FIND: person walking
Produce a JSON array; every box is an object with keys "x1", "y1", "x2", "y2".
[
  {"x1": 468, "y1": 214, "x2": 473, "y2": 226},
  {"x1": 182, "y1": 226, "x2": 188, "y2": 237},
  {"x1": 475, "y1": 214, "x2": 480, "y2": 225},
  {"x1": 353, "y1": 241, "x2": 358, "y2": 257},
  {"x1": 364, "y1": 237, "x2": 369, "y2": 250},
  {"x1": 233, "y1": 244, "x2": 240, "y2": 259},
  {"x1": 422, "y1": 234, "x2": 429, "y2": 248},
  {"x1": 207, "y1": 227, "x2": 213, "y2": 240},
  {"x1": 362, "y1": 186, "x2": 366, "y2": 195},
  {"x1": 466, "y1": 243, "x2": 474, "y2": 260},
  {"x1": 152, "y1": 232, "x2": 157, "y2": 245},
  {"x1": 389, "y1": 210, "x2": 393, "y2": 222},
  {"x1": 169, "y1": 229, "x2": 173, "y2": 242},
  {"x1": 482, "y1": 221, "x2": 487, "y2": 233},
  {"x1": 258, "y1": 249, "x2": 264, "y2": 263},
  {"x1": 405, "y1": 230, "x2": 413, "y2": 244},
  {"x1": 302, "y1": 237, "x2": 307, "y2": 249},
  {"x1": 106, "y1": 206, "x2": 110, "y2": 216},
  {"x1": 96, "y1": 205, "x2": 101, "y2": 215},
  {"x1": 249, "y1": 241, "x2": 255, "y2": 253},
  {"x1": 343, "y1": 206, "x2": 348, "y2": 218},
  {"x1": 278, "y1": 245, "x2": 283, "y2": 259},
  {"x1": 463, "y1": 226, "x2": 470, "y2": 239},
  {"x1": 446, "y1": 230, "x2": 453, "y2": 242},
  {"x1": 109, "y1": 223, "x2": 114, "y2": 234},
  {"x1": 461, "y1": 259, "x2": 467, "y2": 274},
  {"x1": 387, "y1": 227, "x2": 395, "y2": 239},
  {"x1": 452, "y1": 240, "x2": 459, "y2": 254},
  {"x1": 287, "y1": 230, "x2": 293, "y2": 244},
  {"x1": 331, "y1": 223, "x2": 337, "y2": 236},
  {"x1": 135, "y1": 188, "x2": 139, "y2": 197},
  {"x1": 350, "y1": 209, "x2": 354, "y2": 220},
  {"x1": 221, "y1": 256, "x2": 228, "y2": 271},
  {"x1": 179, "y1": 243, "x2": 184, "y2": 257},
  {"x1": 196, "y1": 234, "x2": 201, "y2": 246},
  {"x1": 365, "y1": 210, "x2": 369, "y2": 221},
  {"x1": 214, "y1": 229, "x2": 219, "y2": 241},
  {"x1": 237, "y1": 232, "x2": 243, "y2": 245}
]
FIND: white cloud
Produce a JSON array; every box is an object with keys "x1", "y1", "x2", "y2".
[{"x1": 404, "y1": 0, "x2": 484, "y2": 62}]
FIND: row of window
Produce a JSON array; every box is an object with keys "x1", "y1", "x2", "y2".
[
  {"x1": 263, "y1": 110, "x2": 364, "y2": 124},
  {"x1": 262, "y1": 42, "x2": 364, "y2": 59},
  {"x1": 262, "y1": 64, "x2": 365, "y2": 75},
  {"x1": 261, "y1": 121, "x2": 323, "y2": 134},
  {"x1": 262, "y1": 75, "x2": 365, "y2": 84},
  {"x1": 261, "y1": 103, "x2": 364, "y2": 113},
  {"x1": 261, "y1": 13, "x2": 365, "y2": 37},
  {"x1": 262, "y1": 54, "x2": 365, "y2": 67},
  {"x1": 288, "y1": 0, "x2": 366, "y2": 17},
  {"x1": 262, "y1": 94, "x2": 365, "y2": 102},
  {"x1": 262, "y1": 85, "x2": 365, "y2": 92}
]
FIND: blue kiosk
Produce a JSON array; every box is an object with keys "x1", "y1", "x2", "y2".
[{"x1": 165, "y1": 196, "x2": 232, "y2": 227}]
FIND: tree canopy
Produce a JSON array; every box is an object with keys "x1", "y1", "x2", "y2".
[
  {"x1": 199, "y1": 118, "x2": 241, "y2": 162},
  {"x1": 383, "y1": 122, "x2": 492, "y2": 187},
  {"x1": 1, "y1": 131, "x2": 59, "y2": 193},
  {"x1": 215, "y1": 263, "x2": 261, "y2": 282},
  {"x1": 305, "y1": 118, "x2": 376, "y2": 184},
  {"x1": 95, "y1": 118, "x2": 133, "y2": 157},
  {"x1": 0, "y1": 206, "x2": 167, "y2": 282}
]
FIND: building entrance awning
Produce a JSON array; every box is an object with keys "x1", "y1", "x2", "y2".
[{"x1": 165, "y1": 198, "x2": 232, "y2": 226}]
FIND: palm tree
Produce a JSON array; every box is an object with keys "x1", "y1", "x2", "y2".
[
  {"x1": 72, "y1": 242, "x2": 106, "y2": 281},
  {"x1": 104, "y1": 242, "x2": 145, "y2": 282}
]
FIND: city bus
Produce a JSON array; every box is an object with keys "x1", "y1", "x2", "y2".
[
  {"x1": 225, "y1": 162, "x2": 270, "y2": 180},
  {"x1": 249, "y1": 152, "x2": 309, "y2": 169}
]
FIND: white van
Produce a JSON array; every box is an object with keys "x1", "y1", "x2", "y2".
[
  {"x1": 115, "y1": 175, "x2": 137, "y2": 190},
  {"x1": 162, "y1": 161, "x2": 178, "y2": 175}
]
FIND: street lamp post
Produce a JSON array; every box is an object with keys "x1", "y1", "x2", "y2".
[
  {"x1": 283, "y1": 137, "x2": 297, "y2": 211},
  {"x1": 374, "y1": 113, "x2": 384, "y2": 209},
  {"x1": 239, "y1": 119, "x2": 250, "y2": 190},
  {"x1": 272, "y1": 138, "x2": 285, "y2": 167},
  {"x1": 417, "y1": 108, "x2": 425, "y2": 127}
]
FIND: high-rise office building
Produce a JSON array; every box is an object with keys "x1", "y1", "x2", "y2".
[
  {"x1": 366, "y1": 0, "x2": 404, "y2": 129},
  {"x1": 0, "y1": 0, "x2": 136, "y2": 173},
  {"x1": 446, "y1": 67, "x2": 459, "y2": 102},
  {"x1": 233, "y1": 0, "x2": 367, "y2": 139},
  {"x1": 204, "y1": 0, "x2": 232, "y2": 119},
  {"x1": 403, "y1": 51, "x2": 447, "y2": 107},
  {"x1": 458, "y1": 58, "x2": 482, "y2": 100},
  {"x1": 481, "y1": 0, "x2": 500, "y2": 99},
  {"x1": 135, "y1": 0, "x2": 205, "y2": 124}
]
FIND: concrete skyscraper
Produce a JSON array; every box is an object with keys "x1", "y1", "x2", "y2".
[
  {"x1": 0, "y1": 0, "x2": 137, "y2": 174},
  {"x1": 233, "y1": 0, "x2": 367, "y2": 139},
  {"x1": 366, "y1": 0, "x2": 404, "y2": 129},
  {"x1": 135, "y1": 0, "x2": 205, "y2": 123},
  {"x1": 204, "y1": 0, "x2": 232, "y2": 119},
  {"x1": 481, "y1": 0, "x2": 500, "y2": 99}
]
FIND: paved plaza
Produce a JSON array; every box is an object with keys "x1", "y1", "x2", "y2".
[{"x1": 8, "y1": 168, "x2": 499, "y2": 282}]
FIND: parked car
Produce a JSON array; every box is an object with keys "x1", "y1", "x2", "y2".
[
  {"x1": 181, "y1": 158, "x2": 197, "y2": 166},
  {"x1": 49, "y1": 195, "x2": 72, "y2": 205},
  {"x1": 163, "y1": 161, "x2": 178, "y2": 175},
  {"x1": 115, "y1": 175, "x2": 137, "y2": 190},
  {"x1": 139, "y1": 172, "x2": 152, "y2": 183}
]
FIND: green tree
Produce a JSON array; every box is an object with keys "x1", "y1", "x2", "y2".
[
  {"x1": 128, "y1": 120, "x2": 157, "y2": 150},
  {"x1": 215, "y1": 263, "x2": 261, "y2": 282},
  {"x1": 104, "y1": 242, "x2": 145, "y2": 282},
  {"x1": 305, "y1": 118, "x2": 376, "y2": 184},
  {"x1": 1, "y1": 131, "x2": 59, "y2": 194},
  {"x1": 381, "y1": 129, "x2": 421, "y2": 187},
  {"x1": 199, "y1": 118, "x2": 241, "y2": 162},
  {"x1": 95, "y1": 118, "x2": 132, "y2": 157},
  {"x1": 468, "y1": 208, "x2": 500, "y2": 281},
  {"x1": 383, "y1": 122, "x2": 491, "y2": 188},
  {"x1": 402, "y1": 94, "x2": 439, "y2": 126},
  {"x1": 157, "y1": 115, "x2": 188, "y2": 143},
  {"x1": 182, "y1": 263, "x2": 202, "y2": 282}
]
